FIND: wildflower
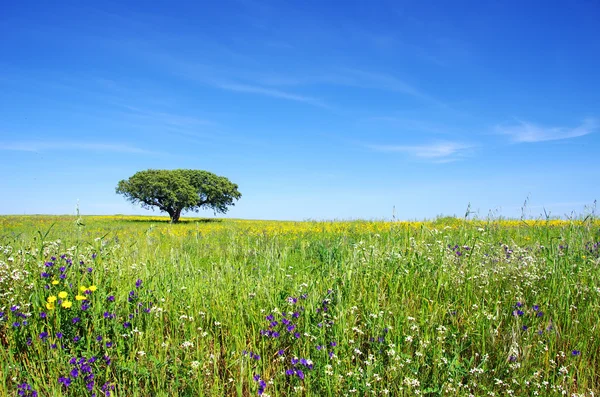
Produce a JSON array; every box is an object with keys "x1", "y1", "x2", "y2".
[
  {"x1": 572, "y1": 350, "x2": 581, "y2": 356},
  {"x1": 51, "y1": 280, "x2": 59, "y2": 285},
  {"x1": 40, "y1": 312, "x2": 47, "y2": 319},
  {"x1": 58, "y1": 377, "x2": 71, "y2": 387},
  {"x1": 39, "y1": 332, "x2": 49, "y2": 340},
  {"x1": 57, "y1": 332, "x2": 63, "y2": 339},
  {"x1": 73, "y1": 336, "x2": 80, "y2": 342},
  {"x1": 47, "y1": 296, "x2": 57, "y2": 303},
  {"x1": 72, "y1": 317, "x2": 81, "y2": 324},
  {"x1": 135, "y1": 279, "x2": 143, "y2": 288},
  {"x1": 62, "y1": 301, "x2": 72, "y2": 309},
  {"x1": 75, "y1": 295, "x2": 87, "y2": 301},
  {"x1": 58, "y1": 291, "x2": 68, "y2": 299},
  {"x1": 70, "y1": 368, "x2": 79, "y2": 378},
  {"x1": 88, "y1": 285, "x2": 97, "y2": 292}
]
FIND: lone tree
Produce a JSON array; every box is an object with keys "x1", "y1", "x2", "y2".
[{"x1": 116, "y1": 169, "x2": 241, "y2": 223}]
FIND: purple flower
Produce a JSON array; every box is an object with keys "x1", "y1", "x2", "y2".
[
  {"x1": 536, "y1": 311, "x2": 544, "y2": 317},
  {"x1": 316, "y1": 345, "x2": 322, "y2": 351},
  {"x1": 287, "y1": 325, "x2": 295, "y2": 332},
  {"x1": 296, "y1": 369, "x2": 305, "y2": 380},
  {"x1": 72, "y1": 317, "x2": 81, "y2": 324},
  {"x1": 572, "y1": 350, "x2": 581, "y2": 356},
  {"x1": 10, "y1": 305, "x2": 19, "y2": 312},
  {"x1": 40, "y1": 312, "x2": 47, "y2": 319},
  {"x1": 58, "y1": 377, "x2": 71, "y2": 387},
  {"x1": 87, "y1": 267, "x2": 93, "y2": 273},
  {"x1": 509, "y1": 355, "x2": 517, "y2": 362},
  {"x1": 45, "y1": 262, "x2": 53, "y2": 267},
  {"x1": 69, "y1": 357, "x2": 77, "y2": 365},
  {"x1": 39, "y1": 332, "x2": 48, "y2": 340},
  {"x1": 294, "y1": 332, "x2": 301, "y2": 339},
  {"x1": 81, "y1": 303, "x2": 90, "y2": 311},
  {"x1": 57, "y1": 332, "x2": 63, "y2": 339},
  {"x1": 135, "y1": 279, "x2": 142, "y2": 288},
  {"x1": 70, "y1": 368, "x2": 79, "y2": 378},
  {"x1": 96, "y1": 335, "x2": 103, "y2": 342},
  {"x1": 41, "y1": 272, "x2": 50, "y2": 278},
  {"x1": 292, "y1": 312, "x2": 300, "y2": 318},
  {"x1": 123, "y1": 322, "x2": 131, "y2": 328},
  {"x1": 533, "y1": 305, "x2": 539, "y2": 311},
  {"x1": 515, "y1": 302, "x2": 523, "y2": 307},
  {"x1": 521, "y1": 325, "x2": 528, "y2": 331},
  {"x1": 50, "y1": 343, "x2": 57, "y2": 349},
  {"x1": 285, "y1": 368, "x2": 295, "y2": 376},
  {"x1": 330, "y1": 341, "x2": 337, "y2": 347},
  {"x1": 278, "y1": 349, "x2": 285, "y2": 356},
  {"x1": 12, "y1": 322, "x2": 20, "y2": 327},
  {"x1": 59, "y1": 266, "x2": 66, "y2": 273},
  {"x1": 266, "y1": 314, "x2": 274, "y2": 321},
  {"x1": 107, "y1": 295, "x2": 115, "y2": 302}
]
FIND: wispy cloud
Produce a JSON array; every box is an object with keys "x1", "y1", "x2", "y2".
[
  {"x1": 0, "y1": 141, "x2": 158, "y2": 154},
  {"x1": 369, "y1": 141, "x2": 473, "y2": 161},
  {"x1": 497, "y1": 118, "x2": 597, "y2": 143},
  {"x1": 216, "y1": 82, "x2": 328, "y2": 107}
]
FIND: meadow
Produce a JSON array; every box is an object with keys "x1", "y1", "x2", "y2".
[{"x1": 1, "y1": 215, "x2": 599, "y2": 396}]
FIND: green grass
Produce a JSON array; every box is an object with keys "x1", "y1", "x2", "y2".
[{"x1": 1, "y1": 215, "x2": 599, "y2": 396}]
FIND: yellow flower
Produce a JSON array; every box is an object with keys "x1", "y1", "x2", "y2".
[
  {"x1": 75, "y1": 295, "x2": 87, "y2": 301},
  {"x1": 46, "y1": 302, "x2": 55, "y2": 310},
  {"x1": 51, "y1": 280, "x2": 60, "y2": 285},
  {"x1": 61, "y1": 300, "x2": 72, "y2": 309},
  {"x1": 79, "y1": 286, "x2": 87, "y2": 292},
  {"x1": 88, "y1": 285, "x2": 97, "y2": 292},
  {"x1": 58, "y1": 291, "x2": 68, "y2": 299},
  {"x1": 47, "y1": 295, "x2": 57, "y2": 303}
]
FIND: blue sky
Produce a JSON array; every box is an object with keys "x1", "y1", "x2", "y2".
[{"x1": 1, "y1": 1, "x2": 599, "y2": 220}]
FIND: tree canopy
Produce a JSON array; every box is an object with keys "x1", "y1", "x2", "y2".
[{"x1": 116, "y1": 169, "x2": 241, "y2": 223}]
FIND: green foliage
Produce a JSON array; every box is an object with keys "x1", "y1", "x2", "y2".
[{"x1": 116, "y1": 169, "x2": 241, "y2": 223}]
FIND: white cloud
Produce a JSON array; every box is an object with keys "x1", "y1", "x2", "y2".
[
  {"x1": 0, "y1": 141, "x2": 157, "y2": 154},
  {"x1": 369, "y1": 141, "x2": 472, "y2": 160},
  {"x1": 216, "y1": 82, "x2": 328, "y2": 107},
  {"x1": 497, "y1": 118, "x2": 597, "y2": 143}
]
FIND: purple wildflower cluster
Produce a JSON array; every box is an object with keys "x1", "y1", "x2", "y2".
[
  {"x1": 252, "y1": 374, "x2": 267, "y2": 395},
  {"x1": 285, "y1": 357, "x2": 314, "y2": 380},
  {"x1": 58, "y1": 355, "x2": 113, "y2": 396},
  {"x1": 242, "y1": 350, "x2": 261, "y2": 361},
  {"x1": 448, "y1": 244, "x2": 471, "y2": 257},
  {"x1": 17, "y1": 382, "x2": 38, "y2": 397}
]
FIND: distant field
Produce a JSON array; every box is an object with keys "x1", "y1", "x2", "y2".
[{"x1": 1, "y1": 215, "x2": 599, "y2": 396}]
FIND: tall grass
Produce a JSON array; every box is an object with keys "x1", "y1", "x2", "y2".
[{"x1": 1, "y1": 215, "x2": 599, "y2": 396}]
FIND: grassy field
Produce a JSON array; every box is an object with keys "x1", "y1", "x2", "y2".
[{"x1": 1, "y1": 215, "x2": 599, "y2": 396}]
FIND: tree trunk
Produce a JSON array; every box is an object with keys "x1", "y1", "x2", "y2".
[{"x1": 170, "y1": 208, "x2": 182, "y2": 224}]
